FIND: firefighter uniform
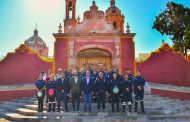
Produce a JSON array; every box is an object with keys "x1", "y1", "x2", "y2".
[
  {"x1": 121, "y1": 78, "x2": 133, "y2": 112},
  {"x1": 110, "y1": 78, "x2": 121, "y2": 112},
  {"x1": 46, "y1": 80, "x2": 56, "y2": 112},
  {"x1": 134, "y1": 76, "x2": 145, "y2": 112},
  {"x1": 35, "y1": 79, "x2": 46, "y2": 112},
  {"x1": 95, "y1": 77, "x2": 107, "y2": 112}
]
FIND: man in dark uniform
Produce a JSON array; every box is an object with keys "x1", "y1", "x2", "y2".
[
  {"x1": 110, "y1": 73, "x2": 122, "y2": 112},
  {"x1": 134, "y1": 70, "x2": 145, "y2": 113},
  {"x1": 126, "y1": 68, "x2": 134, "y2": 103},
  {"x1": 108, "y1": 66, "x2": 115, "y2": 80},
  {"x1": 107, "y1": 66, "x2": 115, "y2": 103},
  {"x1": 115, "y1": 69, "x2": 123, "y2": 81},
  {"x1": 56, "y1": 72, "x2": 69, "y2": 112},
  {"x1": 126, "y1": 68, "x2": 134, "y2": 81},
  {"x1": 76, "y1": 67, "x2": 82, "y2": 78},
  {"x1": 80, "y1": 68, "x2": 86, "y2": 78},
  {"x1": 97, "y1": 67, "x2": 105, "y2": 76},
  {"x1": 115, "y1": 69, "x2": 123, "y2": 103},
  {"x1": 68, "y1": 69, "x2": 73, "y2": 79},
  {"x1": 81, "y1": 70, "x2": 94, "y2": 113},
  {"x1": 46, "y1": 74, "x2": 56, "y2": 112},
  {"x1": 55, "y1": 68, "x2": 62, "y2": 81},
  {"x1": 121, "y1": 73, "x2": 133, "y2": 112},
  {"x1": 35, "y1": 72, "x2": 46, "y2": 112},
  {"x1": 70, "y1": 71, "x2": 82, "y2": 111},
  {"x1": 95, "y1": 72, "x2": 108, "y2": 112},
  {"x1": 63, "y1": 67, "x2": 70, "y2": 79}
]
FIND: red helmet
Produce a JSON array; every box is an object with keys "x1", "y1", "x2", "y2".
[{"x1": 48, "y1": 89, "x2": 55, "y2": 96}]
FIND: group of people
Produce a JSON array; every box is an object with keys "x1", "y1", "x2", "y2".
[{"x1": 35, "y1": 66, "x2": 146, "y2": 113}]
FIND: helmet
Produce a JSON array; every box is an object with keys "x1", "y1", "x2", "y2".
[{"x1": 48, "y1": 89, "x2": 55, "y2": 96}]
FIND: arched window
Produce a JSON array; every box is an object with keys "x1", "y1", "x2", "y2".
[
  {"x1": 69, "y1": 1, "x2": 72, "y2": 19},
  {"x1": 113, "y1": 21, "x2": 116, "y2": 29},
  {"x1": 39, "y1": 50, "x2": 42, "y2": 55}
]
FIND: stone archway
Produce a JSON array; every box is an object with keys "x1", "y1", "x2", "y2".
[{"x1": 77, "y1": 48, "x2": 112, "y2": 71}]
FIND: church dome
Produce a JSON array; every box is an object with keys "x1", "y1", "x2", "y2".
[
  {"x1": 25, "y1": 29, "x2": 46, "y2": 46},
  {"x1": 24, "y1": 27, "x2": 49, "y2": 57}
]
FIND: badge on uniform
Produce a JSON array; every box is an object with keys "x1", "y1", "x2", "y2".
[
  {"x1": 37, "y1": 90, "x2": 43, "y2": 97},
  {"x1": 113, "y1": 85, "x2": 119, "y2": 94}
]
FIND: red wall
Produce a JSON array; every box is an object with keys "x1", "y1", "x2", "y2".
[
  {"x1": 120, "y1": 37, "x2": 135, "y2": 74},
  {"x1": 0, "y1": 90, "x2": 35, "y2": 102},
  {"x1": 0, "y1": 45, "x2": 52, "y2": 85},
  {"x1": 151, "y1": 89, "x2": 190, "y2": 100},
  {"x1": 137, "y1": 45, "x2": 190, "y2": 86},
  {"x1": 54, "y1": 38, "x2": 69, "y2": 73}
]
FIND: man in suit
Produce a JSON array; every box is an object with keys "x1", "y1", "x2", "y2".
[
  {"x1": 81, "y1": 70, "x2": 94, "y2": 113},
  {"x1": 70, "y1": 71, "x2": 82, "y2": 111},
  {"x1": 56, "y1": 72, "x2": 69, "y2": 112}
]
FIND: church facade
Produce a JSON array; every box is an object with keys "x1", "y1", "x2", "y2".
[
  {"x1": 53, "y1": 0, "x2": 135, "y2": 74},
  {"x1": 0, "y1": 0, "x2": 190, "y2": 101}
]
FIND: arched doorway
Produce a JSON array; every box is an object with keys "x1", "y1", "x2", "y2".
[{"x1": 77, "y1": 48, "x2": 112, "y2": 71}]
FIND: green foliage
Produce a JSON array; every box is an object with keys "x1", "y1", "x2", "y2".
[
  {"x1": 135, "y1": 57, "x2": 147, "y2": 62},
  {"x1": 153, "y1": 2, "x2": 190, "y2": 57}
]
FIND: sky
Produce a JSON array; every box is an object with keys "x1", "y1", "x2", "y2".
[{"x1": 0, "y1": 0, "x2": 190, "y2": 58}]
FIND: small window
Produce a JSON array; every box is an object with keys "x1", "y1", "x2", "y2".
[
  {"x1": 112, "y1": 10, "x2": 116, "y2": 13},
  {"x1": 39, "y1": 50, "x2": 42, "y2": 55},
  {"x1": 68, "y1": 1, "x2": 72, "y2": 18},
  {"x1": 69, "y1": 1, "x2": 72, "y2": 10},
  {"x1": 113, "y1": 21, "x2": 116, "y2": 29}
]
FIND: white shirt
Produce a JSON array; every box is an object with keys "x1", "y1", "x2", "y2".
[
  {"x1": 74, "y1": 77, "x2": 78, "y2": 84},
  {"x1": 87, "y1": 77, "x2": 90, "y2": 85}
]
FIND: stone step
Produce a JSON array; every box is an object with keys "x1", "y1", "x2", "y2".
[
  {"x1": 9, "y1": 94, "x2": 165, "y2": 101},
  {"x1": 0, "y1": 109, "x2": 38, "y2": 122},
  {"x1": 1, "y1": 107, "x2": 190, "y2": 122},
  {"x1": 0, "y1": 117, "x2": 11, "y2": 122},
  {"x1": 3, "y1": 98, "x2": 188, "y2": 113},
  {"x1": 0, "y1": 101, "x2": 27, "y2": 107},
  {"x1": 30, "y1": 100, "x2": 179, "y2": 106},
  {"x1": 0, "y1": 102, "x2": 181, "y2": 116},
  {"x1": 0, "y1": 119, "x2": 11, "y2": 122},
  {"x1": 1, "y1": 109, "x2": 190, "y2": 122},
  {"x1": 23, "y1": 104, "x2": 167, "y2": 112},
  {"x1": 1, "y1": 94, "x2": 190, "y2": 121},
  {"x1": 166, "y1": 104, "x2": 190, "y2": 114},
  {"x1": 2, "y1": 105, "x2": 177, "y2": 116},
  {"x1": 2, "y1": 99, "x2": 186, "y2": 112}
]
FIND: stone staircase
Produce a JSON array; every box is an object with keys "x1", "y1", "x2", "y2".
[{"x1": 0, "y1": 94, "x2": 190, "y2": 122}]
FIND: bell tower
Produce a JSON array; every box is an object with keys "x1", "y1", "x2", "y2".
[
  {"x1": 64, "y1": 0, "x2": 77, "y2": 33},
  {"x1": 105, "y1": 0, "x2": 125, "y2": 32}
]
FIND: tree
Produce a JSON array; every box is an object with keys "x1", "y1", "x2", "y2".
[{"x1": 153, "y1": 2, "x2": 190, "y2": 57}]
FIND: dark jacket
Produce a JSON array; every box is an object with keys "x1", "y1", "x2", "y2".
[
  {"x1": 128, "y1": 74, "x2": 134, "y2": 83},
  {"x1": 133, "y1": 76, "x2": 145, "y2": 95},
  {"x1": 56, "y1": 77, "x2": 69, "y2": 93},
  {"x1": 95, "y1": 77, "x2": 108, "y2": 94},
  {"x1": 46, "y1": 80, "x2": 56, "y2": 97},
  {"x1": 109, "y1": 78, "x2": 122, "y2": 95},
  {"x1": 121, "y1": 78, "x2": 132, "y2": 94},
  {"x1": 70, "y1": 76, "x2": 82, "y2": 93},
  {"x1": 81, "y1": 77, "x2": 94, "y2": 94},
  {"x1": 35, "y1": 79, "x2": 46, "y2": 90}
]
